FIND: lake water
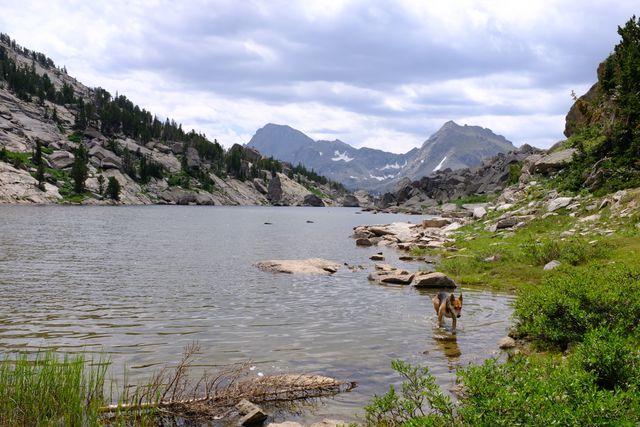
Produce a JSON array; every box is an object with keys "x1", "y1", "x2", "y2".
[{"x1": 0, "y1": 205, "x2": 514, "y2": 423}]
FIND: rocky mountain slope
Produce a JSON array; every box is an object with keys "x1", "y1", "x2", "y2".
[
  {"x1": 391, "y1": 121, "x2": 515, "y2": 184},
  {"x1": 246, "y1": 121, "x2": 514, "y2": 193},
  {"x1": 0, "y1": 34, "x2": 353, "y2": 207},
  {"x1": 375, "y1": 144, "x2": 543, "y2": 211}
]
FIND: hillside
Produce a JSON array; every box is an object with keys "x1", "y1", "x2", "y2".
[
  {"x1": 246, "y1": 121, "x2": 514, "y2": 193},
  {"x1": 0, "y1": 34, "x2": 352, "y2": 207},
  {"x1": 556, "y1": 16, "x2": 640, "y2": 194}
]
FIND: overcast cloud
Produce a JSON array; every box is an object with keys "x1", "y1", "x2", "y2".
[{"x1": 0, "y1": 1, "x2": 636, "y2": 152}]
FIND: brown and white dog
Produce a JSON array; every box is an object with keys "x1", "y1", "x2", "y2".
[{"x1": 432, "y1": 292, "x2": 463, "y2": 332}]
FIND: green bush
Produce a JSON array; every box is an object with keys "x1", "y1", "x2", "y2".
[
  {"x1": 364, "y1": 360, "x2": 456, "y2": 427},
  {"x1": 574, "y1": 327, "x2": 640, "y2": 390},
  {"x1": 514, "y1": 263, "x2": 640, "y2": 349},
  {"x1": 457, "y1": 356, "x2": 640, "y2": 426},
  {"x1": 507, "y1": 162, "x2": 522, "y2": 185},
  {"x1": 67, "y1": 132, "x2": 82, "y2": 143}
]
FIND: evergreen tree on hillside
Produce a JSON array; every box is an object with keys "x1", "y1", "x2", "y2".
[
  {"x1": 35, "y1": 162, "x2": 45, "y2": 191},
  {"x1": 610, "y1": 15, "x2": 640, "y2": 159},
  {"x1": 71, "y1": 144, "x2": 88, "y2": 194},
  {"x1": 106, "y1": 176, "x2": 121, "y2": 201},
  {"x1": 32, "y1": 139, "x2": 42, "y2": 165},
  {"x1": 74, "y1": 100, "x2": 87, "y2": 130},
  {"x1": 97, "y1": 174, "x2": 105, "y2": 195},
  {"x1": 561, "y1": 15, "x2": 640, "y2": 193}
]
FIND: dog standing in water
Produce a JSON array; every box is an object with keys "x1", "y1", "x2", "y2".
[{"x1": 432, "y1": 292, "x2": 463, "y2": 332}]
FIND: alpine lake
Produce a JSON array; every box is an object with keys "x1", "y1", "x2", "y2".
[{"x1": 0, "y1": 205, "x2": 514, "y2": 424}]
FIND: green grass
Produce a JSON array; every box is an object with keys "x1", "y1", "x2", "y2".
[
  {"x1": 0, "y1": 148, "x2": 33, "y2": 169},
  {"x1": 452, "y1": 194, "x2": 495, "y2": 207},
  {"x1": 409, "y1": 208, "x2": 637, "y2": 290},
  {"x1": 61, "y1": 193, "x2": 86, "y2": 204},
  {"x1": 0, "y1": 352, "x2": 108, "y2": 426},
  {"x1": 67, "y1": 132, "x2": 82, "y2": 143}
]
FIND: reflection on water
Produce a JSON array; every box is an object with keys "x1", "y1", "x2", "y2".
[
  {"x1": 431, "y1": 328, "x2": 461, "y2": 361},
  {"x1": 0, "y1": 205, "x2": 514, "y2": 423}
]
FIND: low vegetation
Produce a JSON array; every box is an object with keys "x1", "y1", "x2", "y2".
[{"x1": 0, "y1": 352, "x2": 107, "y2": 426}]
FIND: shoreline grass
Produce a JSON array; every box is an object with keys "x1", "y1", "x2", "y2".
[{"x1": 0, "y1": 352, "x2": 108, "y2": 426}]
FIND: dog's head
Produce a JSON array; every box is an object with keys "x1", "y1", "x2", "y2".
[{"x1": 449, "y1": 293, "x2": 463, "y2": 318}]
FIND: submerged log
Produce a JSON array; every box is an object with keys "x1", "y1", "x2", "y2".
[{"x1": 99, "y1": 374, "x2": 355, "y2": 415}]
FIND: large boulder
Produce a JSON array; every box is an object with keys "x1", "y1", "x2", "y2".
[
  {"x1": 88, "y1": 145, "x2": 122, "y2": 170},
  {"x1": 171, "y1": 142, "x2": 184, "y2": 154},
  {"x1": 368, "y1": 269, "x2": 415, "y2": 285},
  {"x1": 254, "y1": 258, "x2": 340, "y2": 275},
  {"x1": 412, "y1": 272, "x2": 457, "y2": 288},
  {"x1": 547, "y1": 196, "x2": 573, "y2": 212},
  {"x1": 253, "y1": 178, "x2": 268, "y2": 194},
  {"x1": 342, "y1": 194, "x2": 360, "y2": 207},
  {"x1": 185, "y1": 146, "x2": 201, "y2": 169},
  {"x1": 473, "y1": 206, "x2": 487, "y2": 219},
  {"x1": 159, "y1": 187, "x2": 198, "y2": 205},
  {"x1": 303, "y1": 193, "x2": 325, "y2": 207},
  {"x1": 267, "y1": 172, "x2": 313, "y2": 206},
  {"x1": 422, "y1": 218, "x2": 451, "y2": 228},
  {"x1": 376, "y1": 192, "x2": 397, "y2": 209},
  {"x1": 47, "y1": 150, "x2": 75, "y2": 169},
  {"x1": 532, "y1": 149, "x2": 576, "y2": 174}
]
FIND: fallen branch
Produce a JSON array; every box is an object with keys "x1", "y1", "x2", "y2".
[{"x1": 99, "y1": 343, "x2": 355, "y2": 420}]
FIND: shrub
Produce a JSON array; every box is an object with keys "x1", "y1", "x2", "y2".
[
  {"x1": 507, "y1": 162, "x2": 522, "y2": 185},
  {"x1": 67, "y1": 132, "x2": 82, "y2": 143},
  {"x1": 457, "y1": 355, "x2": 640, "y2": 426},
  {"x1": 514, "y1": 263, "x2": 640, "y2": 349},
  {"x1": 364, "y1": 360, "x2": 456, "y2": 427},
  {"x1": 574, "y1": 327, "x2": 640, "y2": 390}
]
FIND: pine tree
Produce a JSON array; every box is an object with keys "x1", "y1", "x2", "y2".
[
  {"x1": 74, "y1": 100, "x2": 87, "y2": 130},
  {"x1": 97, "y1": 174, "x2": 105, "y2": 195},
  {"x1": 32, "y1": 138, "x2": 42, "y2": 165},
  {"x1": 36, "y1": 162, "x2": 45, "y2": 191},
  {"x1": 71, "y1": 144, "x2": 88, "y2": 194},
  {"x1": 106, "y1": 176, "x2": 121, "y2": 201}
]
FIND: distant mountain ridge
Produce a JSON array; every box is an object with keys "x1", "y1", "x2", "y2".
[{"x1": 247, "y1": 122, "x2": 515, "y2": 192}]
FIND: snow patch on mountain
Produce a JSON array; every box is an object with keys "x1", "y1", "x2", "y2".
[
  {"x1": 369, "y1": 173, "x2": 397, "y2": 181},
  {"x1": 380, "y1": 161, "x2": 407, "y2": 171},
  {"x1": 433, "y1": 156, "x2": 447, "y2": 172},
  {"x1": 331, "y1": 151, "x2": 354, "y2": 162}
]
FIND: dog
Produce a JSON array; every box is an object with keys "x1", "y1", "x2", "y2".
[{"x1": 432, "y1": 292, "x2": 463, "y2": 332}]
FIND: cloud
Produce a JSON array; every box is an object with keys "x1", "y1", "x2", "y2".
[{"x1": 0, "y1": 0, "x2": 637, "y2": 151}]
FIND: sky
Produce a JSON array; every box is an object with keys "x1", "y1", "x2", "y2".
[{"x1": 0, "y1": 1, "x2": 636, "y2": 153}]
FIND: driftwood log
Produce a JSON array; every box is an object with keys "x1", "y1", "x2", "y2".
[{"x1": 98, "y1": 343, "x2": 355, "y2": 421}]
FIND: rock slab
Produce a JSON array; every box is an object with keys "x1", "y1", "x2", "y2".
[{"x1": 255, "y1": 258, "x2": 340, "y2": 275}]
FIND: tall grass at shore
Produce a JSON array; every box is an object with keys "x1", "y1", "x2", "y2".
[{"x1": 0, "y1": 351, "x2": 108, "y2": 426}]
